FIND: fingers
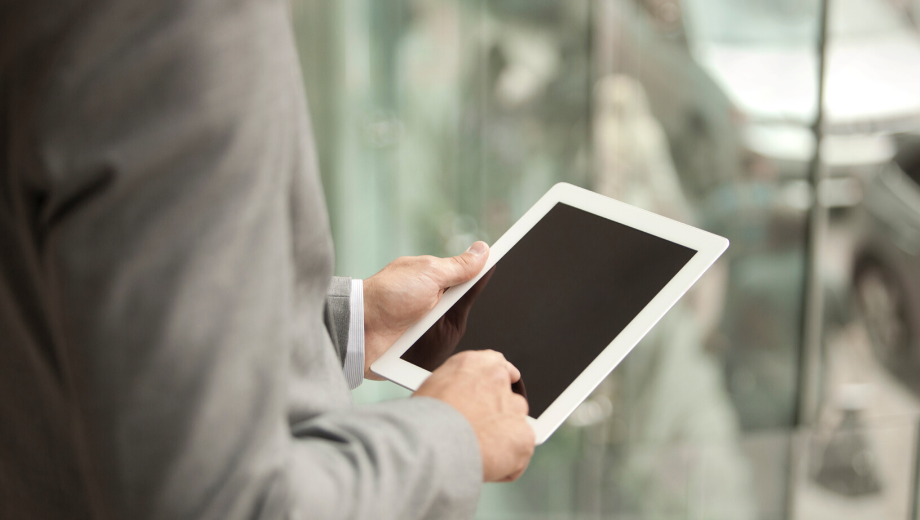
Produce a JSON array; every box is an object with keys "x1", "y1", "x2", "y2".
[
  {"x1": 511, "y1": 393, "x2": 529, "y2": 416},
  {"x1": 496, "y1": 421, "x2": 536, "y2": 482},
  {"x1": 505, "y1": 361, "x2": 521, "y2": 383},
  {"x1": 478, "y1": 351, "x2": 520, "y2": 385},
  {"x1": 430, "y1": 241, "x2": 489, "y2": 288},
  {"x1": 484, "y1": 419, "x2": 534, "y2": 483},
  {"x1": 449, "y1": 350, "x2": 522, "y2": 391},
  {"x1": 421, "y1": 348, "x2": 535, "y2": 484}
]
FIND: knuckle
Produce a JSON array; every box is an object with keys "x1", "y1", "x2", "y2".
[
  {"x1": 452, "y1": 350, "x2": 476, "y2": 367},
  {"x1": 524, "y1": 429, "x2": 536, "y2": 451},
  {"x1": 520, "y1": 435, "x2": 535, "y2": 456},
  {"x1": 451, "y1": 254, "x2": 472, "y2": 271},
  {"x1": 513, "y1": 394, "x2": 529, "y2": 414},
  {"x1": 490, "y1": 366, "x2": 508, "y2": 383},
  {"x1": 482, "y1": 349, "x2": 506, "y2": 363},
  {"x1": 421, "y1": 256, "x2": 440, "y2": 272},
  {"x1": 455, "y1": 350, "x2": 475, "y2": 361},
  {"x1": 464, "y1": 349, "x2": 490, "y2": 363}
]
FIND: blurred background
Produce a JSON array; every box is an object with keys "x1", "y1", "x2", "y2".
[{"x1": 290, "y1": 0, "x2": 920, "y2": 518}]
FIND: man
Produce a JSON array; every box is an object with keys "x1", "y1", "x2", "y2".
[{"x1": 0, "y1": 0, "x2": 535, "y2": 519}]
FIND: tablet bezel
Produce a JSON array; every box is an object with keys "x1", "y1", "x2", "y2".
[{"x1": 370, "y1": 182, "x2": 728, "y2": 445}]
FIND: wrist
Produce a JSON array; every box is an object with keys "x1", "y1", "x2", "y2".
[{"x1": 362, "y1": 276, "x2": 391, "y2": 379}]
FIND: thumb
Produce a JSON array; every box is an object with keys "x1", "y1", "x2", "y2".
[{"x1": 432, "y1": 241, "x2": 489, "y2": 288}]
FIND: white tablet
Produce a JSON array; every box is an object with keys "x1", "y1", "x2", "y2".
[{"x1": 371, "y1": 183, "x2": 728, "y2": 445}]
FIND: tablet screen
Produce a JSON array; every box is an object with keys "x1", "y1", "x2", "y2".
[{"x1": 401, "y1": 203, "x2": 697, "y2": 418}]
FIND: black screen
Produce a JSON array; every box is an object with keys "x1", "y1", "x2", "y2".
[{"x1": 401, "y1": 203, "x2": 696, "y2": 418}]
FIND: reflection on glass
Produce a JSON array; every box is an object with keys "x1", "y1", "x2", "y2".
[
  {"x1": 684, "y1": 0, "x2": 909, "y2": 45},
  {"x1": 293, "y1": 0, "x2": 920, "y2": 517}
]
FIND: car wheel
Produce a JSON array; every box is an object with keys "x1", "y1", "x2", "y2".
[{"x1": 855, "y1": 263, "x2": 912, "y2": 367}]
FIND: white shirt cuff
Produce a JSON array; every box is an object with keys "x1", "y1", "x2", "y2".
[{"x1": 343, "y1": 279, "x2": 365, "y2": 390}]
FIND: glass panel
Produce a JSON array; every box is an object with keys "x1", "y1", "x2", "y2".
[
  {"x1": 814, "y1": 2, "x2": 920, "y2": 517},
  {"x1": 811, "y1": 0, "x2": 920, "y2": 514},
  {"x1": 292, "y1": 0, "x2": 920, "y2": 517},
  {"x1": 793, "y1": 415, "x2": 920, "y2": 520},
  {"x1": 475, "y1": 416, "x2": 920, "y2": 519},
  {"x1": 587, "y1": 0, "x2": 816, "y2": 515}
]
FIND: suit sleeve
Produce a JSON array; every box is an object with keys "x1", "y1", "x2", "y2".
[
  {"x1": 325, "y1": 276, "x2": 352, "y2": 366},
  {"x1": 23, "y1": 1, "x2": 482, "y2": 519}
]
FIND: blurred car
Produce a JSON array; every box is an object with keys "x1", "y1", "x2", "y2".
[
  {"x1": 602, "y1": 0, "x2": 920, "y2": 430},
  {"x1": 610, "y1": 0, "x2": 920, "y2": 217},
  {"x1": 852, "y1": 137, "x2": 920, "y2": 392},
  {"x1": 682, "y1": 0, "x2": 920, "y2": 174}
]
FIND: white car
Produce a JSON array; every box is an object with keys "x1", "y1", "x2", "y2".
[{"x1": 683, "y1": 0, "x2": 920, "y2": 170}]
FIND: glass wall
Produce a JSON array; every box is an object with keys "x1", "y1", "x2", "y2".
[{"x1": 291, "y1": 0, "x2": 920, "y2": 518}]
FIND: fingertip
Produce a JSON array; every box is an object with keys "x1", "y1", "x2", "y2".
[
  {"x1": 465, "y1": 241, "x2": 489, "y2": 256},
  {"x1": 439, "y1": 244, "x2": 489, "y2": 287}
]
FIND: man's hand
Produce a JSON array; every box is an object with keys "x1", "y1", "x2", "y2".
[
  {"x1": 400, "y1": 266, "x2": 494, "y2": 371},
  {"x1": 362, "y1": 241, "x2": 489, "y2": 379},
  {"x1": 414, "y1": 350, "x2": 535, "y2": 482}
]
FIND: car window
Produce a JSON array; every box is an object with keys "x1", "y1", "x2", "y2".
[{"x1": 681, "y1": 0, "x2": 910, "y2": 46}]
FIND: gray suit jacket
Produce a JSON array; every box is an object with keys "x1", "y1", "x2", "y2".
[{"x1": 0, "y1": 1, "x2": 482, "y2": 519}]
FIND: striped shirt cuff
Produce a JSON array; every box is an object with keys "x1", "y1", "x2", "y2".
[{"x1": 343, "y1": 279, "x2": 365, "y2": 390}]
